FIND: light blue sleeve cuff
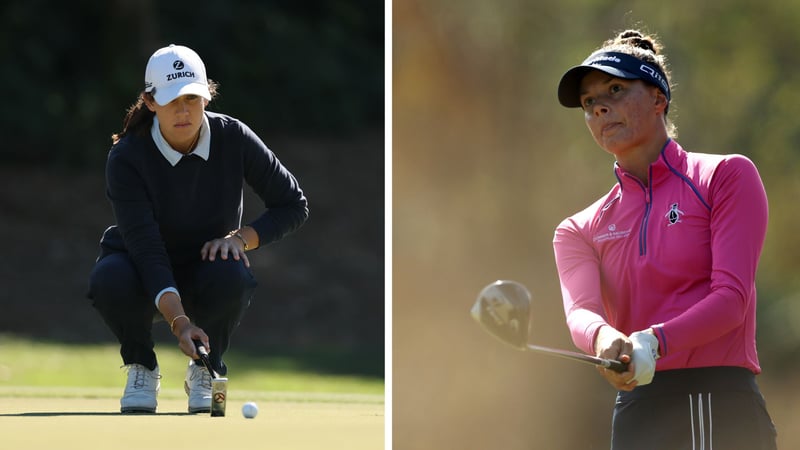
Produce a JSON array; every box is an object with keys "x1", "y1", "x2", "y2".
[{"x1": 155, "y1": 287, "x2": 180, "y2": 309}]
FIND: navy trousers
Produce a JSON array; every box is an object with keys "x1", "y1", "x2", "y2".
[
  {"x1": 611, "y1": 367, "x2": 777, "y2": 450},
  {"x1": 88, "y1": 252, "x2": 256, "y2": 375}
]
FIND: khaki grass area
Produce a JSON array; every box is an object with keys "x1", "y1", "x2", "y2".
[
  {"x1": 0, "y1": 337, "x2": 384, "y2": 449},
  {"x1": 0, "y1": 397, "x2": 383, "y2": 450}
]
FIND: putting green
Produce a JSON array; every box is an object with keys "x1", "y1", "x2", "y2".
[{"x1": 0, "y1": 396, "x2": 384, "y2": 449}]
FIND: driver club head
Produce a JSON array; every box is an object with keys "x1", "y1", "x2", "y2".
[{"x1": 470, "y1": 280, "x2": 531, "y2": 350}]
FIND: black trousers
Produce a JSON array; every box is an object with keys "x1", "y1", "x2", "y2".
[
  {"x1": 611, "y1": 367, "x2": 777, "y2": 450},
  {"x1": 88, "y1": 252, "x2": 256, "y2": 375}
]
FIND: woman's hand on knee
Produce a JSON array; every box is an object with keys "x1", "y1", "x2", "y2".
[{"x1": 200, "y1": 236, "x2": 250, "y2": 268}]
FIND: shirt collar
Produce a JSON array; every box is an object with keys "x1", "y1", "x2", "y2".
[
  {"x1": 151, "y1": 114, "x2": 211, "y2": 166},
  {"x1": 613, "y1": 139, "x2": 685, "y2": 189}
]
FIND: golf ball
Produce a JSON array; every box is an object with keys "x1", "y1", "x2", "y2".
[{"x1": 242, "y1": 401, "x2": 258, "y2": 419}]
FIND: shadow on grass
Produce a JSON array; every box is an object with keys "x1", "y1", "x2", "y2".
[{"x1": 0, "y1": 412, "x2": 191, "y2": 417}]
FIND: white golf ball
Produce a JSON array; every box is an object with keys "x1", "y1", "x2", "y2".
[{"x1": 242, "y1": 401, "x2": 259, "y2": 419}]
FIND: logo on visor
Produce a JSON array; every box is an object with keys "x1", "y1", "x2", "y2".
[
  {"x1": 589, "y1": 55, "x2": 621, "y2": 65},
  {"x1": 640, "y1": 64, "x2": 669, "y2": 91}
]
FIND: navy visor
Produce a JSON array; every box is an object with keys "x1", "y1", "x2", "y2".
[{"x1": 558, "y1": 51, "x2": 670, "y2": 108}]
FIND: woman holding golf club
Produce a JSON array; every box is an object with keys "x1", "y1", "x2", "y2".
[
  {"x1": 88, "y1": 44, "x2": 308, "y2": 414},
  {"x1": 553, "y1": 29, "x2": 776, "y2": 449}
]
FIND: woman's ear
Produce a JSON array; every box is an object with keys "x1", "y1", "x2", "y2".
[
  {"x1": 653, "y1": 89, "x2": 668, "y2": 114},
  {"x1": 142, "y1": 94, "x2": 157, "y2": 112}
]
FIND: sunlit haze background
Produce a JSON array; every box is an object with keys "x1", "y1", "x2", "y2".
[{"x1": 393, "y1": 1, "x2": 800, "y2": 448}]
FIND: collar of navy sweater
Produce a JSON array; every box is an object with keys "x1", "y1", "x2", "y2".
[{"x1": 151, "y1": 114, "x2": 211, "y2": 166}]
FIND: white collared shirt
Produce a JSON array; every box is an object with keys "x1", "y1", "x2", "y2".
[{"x1": 151, "y1": 114, "x2": 211, "y2": 166}]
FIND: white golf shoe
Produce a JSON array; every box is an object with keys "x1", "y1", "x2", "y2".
[
  {"x1": 120, "y1": 364, "x2": 160, "y2": 414},
  {"x1": 184, "y1": 360, "x2": 212, "y2": 413}
]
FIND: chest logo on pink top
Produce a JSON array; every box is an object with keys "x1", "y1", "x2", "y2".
[
  {"x1": 665, "y1": 203, "x2": 684, "y2": 226},
  {"x1": 593, "y1": 224, "x2": 632, "y2": 243}
]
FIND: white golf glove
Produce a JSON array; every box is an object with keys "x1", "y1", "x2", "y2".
[{"x1": 628, "y1": 331, "x2": 659, "y2": 386}]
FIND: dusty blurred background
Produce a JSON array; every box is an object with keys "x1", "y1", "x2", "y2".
[{"x1": 393, "y1": 1, "x2": 800, "y2": 448}]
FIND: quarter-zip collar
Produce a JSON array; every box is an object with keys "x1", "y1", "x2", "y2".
[
  {"x1": 613, "y1": 139, "x2": 686, "y2": 191},
  {"x1": 611, "y1": 139, "x2": 689, "y2": 256}
]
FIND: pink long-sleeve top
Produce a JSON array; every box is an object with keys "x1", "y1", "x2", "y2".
[{"x1": 553, "y1": 139, "x2": 768, "y2": 373}]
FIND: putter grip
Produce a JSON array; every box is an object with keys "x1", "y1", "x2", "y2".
[
  {"x1": 192, "y1": 339, "x2": 216, "y2": 378},
  {"x1": 606, "y1": 359, "x2": 628, "y2": 373},
  {"x1": 192, "y1": 339, "x2": 208, "y2": 354}
]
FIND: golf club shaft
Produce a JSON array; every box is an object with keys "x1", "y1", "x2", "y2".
[
  {"x1": 526, "y1": 344, "x2": 628, "y2": 372},
  {"x1": 472, "y1": 280, "x2": 629, "y2": 373}
]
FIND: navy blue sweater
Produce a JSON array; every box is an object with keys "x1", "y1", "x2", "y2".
[{"x1": 99, "y1": 111, "x2": 308, "y2": 301}]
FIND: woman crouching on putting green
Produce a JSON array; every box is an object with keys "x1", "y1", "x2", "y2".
[
  {"x1": 88, "y1": 44, "x2": 308, "y2": 414},
  {"x1": 552, "y1": 29, "x2": 777, "y2": 449}
]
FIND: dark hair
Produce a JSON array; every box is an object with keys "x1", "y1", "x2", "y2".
[
  {"x1": 111, "y1": 80, "x2": 219, "y2": 144},
  {"x1": 600, "y1": 30, "x2": 670, "y2": 82},
  {"x1": 600, "y1": 30, "x2": 676, "y2": 136}
]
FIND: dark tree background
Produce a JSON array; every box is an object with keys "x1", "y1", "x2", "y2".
[{"x1": 0, "y1": 0, "x2": 384, "y2": 376}]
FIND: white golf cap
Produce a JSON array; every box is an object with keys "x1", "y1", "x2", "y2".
[{"x1": 144, "y1": 44, "x2": 211, "y2": 106}]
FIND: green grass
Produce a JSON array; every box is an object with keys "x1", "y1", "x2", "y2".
[
  {"x1": 0, "y1": 336, "x2": 385, "y2": 450},
  {"x1": 0, "y1": 335, "x2": 383, "y2": 401}
]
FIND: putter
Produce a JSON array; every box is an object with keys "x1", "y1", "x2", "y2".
[
  {"x1": 471, "y1": 280, "x2": 628, "y2": 372},
  {"x1": 193, "y1": 340, "x2": 228, "y2": 417}
]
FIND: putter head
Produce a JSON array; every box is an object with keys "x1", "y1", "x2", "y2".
[
  {"x1": 211, "y1": 378, "x2": 228, "y2": 417},
  {"x1": 193, "y1": 339, "x2": 227, "y2": 417},
  {"x1": 471, "y1": 280, "x2": 531, "y2": 350}
]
